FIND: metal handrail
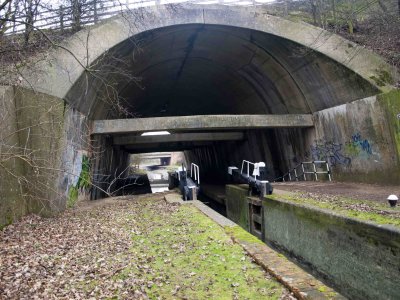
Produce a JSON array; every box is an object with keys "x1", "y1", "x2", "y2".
[
  {"x1": 190, "y1": 163, "x2": 200, "y2": 185},
  {"x1": 241, "y1": 160, "x2": 259, "y2": 181},
  {"x1": 275, "y1": 160, "x2": 331, "y2": 182}
]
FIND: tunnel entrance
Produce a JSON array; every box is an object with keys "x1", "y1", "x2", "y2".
[
  {"x1": 2, "y1": 5, "x2": 397, "y2": 299},
  {"x1": 75, "y1": 22, "x2": 387, "y2": 199}
]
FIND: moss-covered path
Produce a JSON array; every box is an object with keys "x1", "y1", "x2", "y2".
[{"x1": 0, "y1": 194, "x2": 289, "y2": 299}]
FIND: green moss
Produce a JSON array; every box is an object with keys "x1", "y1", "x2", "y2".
[
  {"x1": 77, "y1": 155, "x2": 91, "y2": 189},
  {"x1": 67, "y1": 155, "x2": 91, "y2": 209},
  {"x1": 67, "y1": 185, "x2": 79, "y2": 208},
  {"x1": 267, "y1": 193, "x2": 400, "y2": 228},
  {"x1": 344, "y1": 142, "x2": 360, "y2": 156},
  {"x1": 318, "y1": 286, "x2": 327, "y2": 293},
  {"x1": 370, "y1": 75, "x2": 385, "y2": 87},
  {"x1": 371, "y1": 70, "x2": 394, "y2": 87},
  {"x1": 225, "y1": 225, "x2": 264, "y2": 245},
  {"x1": 377, "y1": 69, "x2": 394, "y2": 85},
  {"x1": 378, "y1": 90, "x2": 400, "y2": 163},
  {"x1": 328, "y1": 291, "x2": 338, "y2": 297},
  {"x1": 116, "y1": 204, "x2": 284, "y2": 299},
  {"x1": 0, "y1": 215, "x2": 13, "y2": 230}
]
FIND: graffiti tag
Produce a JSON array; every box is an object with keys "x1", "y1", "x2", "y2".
[
  {"x1": 310, "y1": 140, "x2": 351, "y2": 167},
  {"x1": 350, "y1": 133, "x2": 372, "y2": 155}
]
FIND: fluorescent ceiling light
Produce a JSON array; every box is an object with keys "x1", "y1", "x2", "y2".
[{"x1": 141, "y1": 131, "x2": 171, "y2": 136}]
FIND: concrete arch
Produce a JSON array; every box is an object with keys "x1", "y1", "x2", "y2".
[{"x1": 22, "y1": 4, "x2": 396, "y2": 114}]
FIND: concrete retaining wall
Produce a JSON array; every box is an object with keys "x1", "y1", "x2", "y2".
[
  {"x1": 224, "y1": 185, "x2": 400, "y2": 300},
  {"x1": 0, "y1": 86, "x2": 91, "y2": 228},
  {"x1": 310, "y1": 92, "x2": 400, "y2": 184},
  {"x1": 0, "y1": 86, "x2": 27, "y2": 228},
  {"x1": 262, "y1": 197, "x2": 400, "y2": 300}
]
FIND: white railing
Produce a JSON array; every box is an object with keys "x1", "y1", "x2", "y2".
[
  {"x1": 241, "y1": 159, "x2": 252, "y2": 177},
  {"x1": 276, "y1": 160, "x2": 331, "y2": 182},
  {"x1": 241, "y1": 160, "x2": 257, "y2": 180},
  {"x1": 190, "y1": 163, "x2": 200, "y2": 185},
  {"x1": 176, "y1": 165, "x2": 186, "y2": 181}
]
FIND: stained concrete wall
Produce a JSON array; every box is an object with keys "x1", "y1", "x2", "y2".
[
  {"x1": 310, "y1": 92, "x2": 400, "y2": 184},
  {"x1": 0, "y1": 86, "x2": 92, "y2": 228},
  {"x1": 270, "y1": 91, "x2": 400, "y2": 184},
  {"x1": 225, "y1": 185, "x2": 250, "y2": 231},
  {"x1": 14, "y1": 87, "x2": 66, "y2": 214},
  {"x1": 0, "y1": 86, "x2": 27, "y2": 228},
  {"x1": 58, "y1": 106, "x2": 91, "y2": 206},
  {"x1": 262, "y1": 196, "x2": 400, "y2": 300}
]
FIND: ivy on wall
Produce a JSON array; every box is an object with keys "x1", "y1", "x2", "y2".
[{"x1": 67, "y1": 155, "x2": 90, "y2": 208}]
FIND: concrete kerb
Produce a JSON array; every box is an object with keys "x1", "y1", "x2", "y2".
[{"x1": 164, "y1": 192, "x2": 344, "y2": 299}]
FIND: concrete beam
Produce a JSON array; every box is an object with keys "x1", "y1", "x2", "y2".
[
  {"x1": 123, "y1": 142, "x2": 213, "y2": 154},
  {"x1": 93, "y1": 115, "x2": 314, "y2": 135},
  {"x1": 138, "y1": 152, "x2": 172, "y2": 159},
  {"x1": 113, "y1": 132, "x2": 245, "y2": 145}
]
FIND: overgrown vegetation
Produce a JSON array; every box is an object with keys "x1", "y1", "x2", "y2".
[
  {"x1": 263, "y1": 0, "x2": 400, "y2": 78},
  {"x1": 67, "y1": 155, "x2": 91, "y2": 207}
]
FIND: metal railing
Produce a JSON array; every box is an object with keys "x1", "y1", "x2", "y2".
[
  {"x1": 241, "y1": 160, "x2": 255, "y2": 179},
  {"x1": 275, "y1": 160, "x2": 332, "y2": 182},
  {"x1": 3, "y1": 0, "x2": 269, "y2": 35},
  {"x1": 190, "y1": 163, "x2": 200, "y2": 185}
]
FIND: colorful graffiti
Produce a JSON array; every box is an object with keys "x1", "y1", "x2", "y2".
[
  {"x1": 346, "y1": 133, "x2": 372, "y2": 155},
  {"x1": 310, "y1": 134, "x2": 378, "y2": 168},
  {"x1": 310, "y1": 140, "x2": 351, "y2": 167}
]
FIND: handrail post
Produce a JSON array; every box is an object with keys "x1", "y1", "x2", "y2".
[
  {"x1": 59, "y1": 5, "x2": 64, "y2": 33},
  {"x1": 326, "y1": 162, "x2": 332, "y2": 181},
  {"x1": 93, "y1": 0, "x2": 98, "y2": 23},
  {"x1": 313, "y1": 162, "x2": 318, "y2": 181},
  {"x1": 301, "y1": 163, "x2": 306, "y2": 181}
]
